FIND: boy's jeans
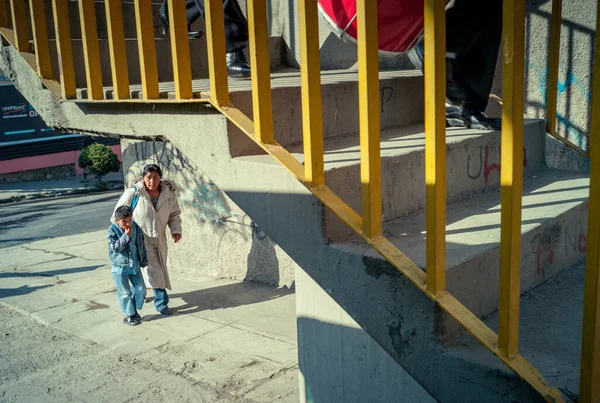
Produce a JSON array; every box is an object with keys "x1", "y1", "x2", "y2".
[{"x1": 113, "y1": 272, "x2": 146, "y2": 316}]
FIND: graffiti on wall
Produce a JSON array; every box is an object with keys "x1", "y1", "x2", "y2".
[
  {"x1": 123, "y1": 141, "x2": 198, "y2": 180},
  {"x1": 180, "y1": 182, "x2": 268, "y2": 243},
  {"x1": 466, "y1": 144, "x2": 528, "y2": 185},
  {"x1": 380, "y1": 86, "x2": 395, "y2": 114},
  {"x1": 530, "y1": 216, "x2": 587, "y2": 277},
  {"x1": 527, "y1": 62, "x2": 591, "y2": 148}
]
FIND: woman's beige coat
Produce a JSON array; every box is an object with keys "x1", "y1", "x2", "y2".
[{"x1": 112, "y1": 180, "x2": 182, "y2": 290}]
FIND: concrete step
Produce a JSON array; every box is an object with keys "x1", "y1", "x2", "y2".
[
  {"x1": 454, "y1": 258, "x2": 584, "y2": 399},
  {"x1": 39, "y1": 0, "x2": 164, "y2": 40},
  {"x1": 242, "y1": 119, "x2": 545, "y2": 241},
  {"x1": 333, "y1": 167, "x2": 589, "y2": 339},
  {"x1": 45, "y1": 36, "x2": 284, "y2": 88},
  {"x1": 80, "y1": 69, "x2": 424, "y2": 155},
  {"x1": 227, "y1": 70, "x2": 424, "y2": 156}
]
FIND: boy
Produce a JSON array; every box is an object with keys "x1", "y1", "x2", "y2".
[{"x1": 108, "y1": 206, "x2": 148, "y2": 326}]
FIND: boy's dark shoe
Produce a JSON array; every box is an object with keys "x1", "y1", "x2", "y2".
[
  {"x1": 159, "y1": 307, "x2": 173, "y2": 316},
  {"x1": 132, "y1": 311, "x2": 142, "y2": 322},
  {"x1": 123, "y1": 316, "x2": 141, "y2": 326}
]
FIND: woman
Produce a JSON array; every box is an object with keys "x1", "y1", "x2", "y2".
[{"x1": 112, "y1": 164, "x2": 182, "y2": 316}]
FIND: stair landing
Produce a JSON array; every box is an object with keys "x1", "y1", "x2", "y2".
[{"x1": 75, "y1": 69, "x2": 420, "y2": 100}]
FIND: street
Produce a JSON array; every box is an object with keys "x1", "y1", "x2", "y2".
[
  {"x1": 0, "y1": 192, "x2": 120, "y2": 249},
  {"x1": 0, "y1": 193, "x2": 298, "y2": 403}
]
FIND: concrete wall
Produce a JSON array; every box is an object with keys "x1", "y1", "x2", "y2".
[
  {"x1": 296, "y1": 269, "x2": 437, "y2": 403},
  {"x1": 487, "y1": 0, "x2": 594, "y2": 171},
  {"x1": 120, "y1": 139, "x2": 297, "y2": 288}
]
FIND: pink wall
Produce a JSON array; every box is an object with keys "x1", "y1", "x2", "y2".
[{"x1": 0, "y1": 145, "x2": 122, "y2": 175}]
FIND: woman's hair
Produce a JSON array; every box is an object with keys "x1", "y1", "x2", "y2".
[{"x1": 142, "y1": 164, "x2": 162, "y2": 178}]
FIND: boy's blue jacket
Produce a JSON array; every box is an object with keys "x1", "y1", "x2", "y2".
[{"x1": 107, "y1": 222, "x2": 148, "y2": 274}]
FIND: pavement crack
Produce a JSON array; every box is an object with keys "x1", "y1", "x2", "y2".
[
  {"x1": 21, "y1": 245, "x2": 98, "y2": 262},
  {"x1": 22, "y1": 256, "x2": 76, "y2": 268}
]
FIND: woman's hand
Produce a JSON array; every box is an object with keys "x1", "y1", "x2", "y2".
[{"x1": 172, "y1": 233, "x2": 182, "y2": 243}]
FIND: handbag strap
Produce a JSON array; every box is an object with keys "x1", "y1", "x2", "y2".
[{"x1": 130, "y1": 187, "x2": 139, "y2": 212}]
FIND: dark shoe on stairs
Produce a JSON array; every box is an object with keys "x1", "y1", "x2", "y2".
[
  {"x1": 226, "y1": 50, "x2": 251, "y2": 78},
  {"x1": 445, "y1": 104, "x2": 501, "y2": 131},
  {"x1": 159, "y1": 14, "x2": 203, "y2": 40}
]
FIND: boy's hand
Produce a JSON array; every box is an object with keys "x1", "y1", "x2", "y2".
[
  {"x1": 125, "y1": 227, "x2": 133, "y2": 236},
  {"x1": 172, "y1": 234, "x2": 182, "y2": 243}
]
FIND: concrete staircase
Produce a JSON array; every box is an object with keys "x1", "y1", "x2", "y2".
[
  {"x1": 25, "y1": 0, "x2": 287, "y2": 88},
  {"x1": 0, "y1": 35, "x2": 587, "y2": 401}
]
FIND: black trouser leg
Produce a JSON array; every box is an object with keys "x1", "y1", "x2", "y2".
[
  {"x1": 191, "y1": 0, "x2": 249, "y2": 52},
  {"x1": 161, "y1": 0, "x2": 249, "y2": 53},
  {"x1": 446, "y1": 0, "x2": 503, "y2": 112},
  {"x1": 159, "y1": 0, "x2": 201, "y2": 25}
]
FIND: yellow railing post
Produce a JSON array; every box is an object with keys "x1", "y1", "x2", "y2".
[
  {"x1": 134, "y1": 0, "x2": 159, "y2": 99},
  {"x1": 105, "y1": 0, "x2": 130, "y2": 100},
  {"x1": 79, "y1": 0, "x2": 103, "y2": 100},
  {"x1": 298, "y1": 0, "x2": 324, "y2": 186},
  {"x1": 0, "y1": 0, "x2": 8, "y2": 27},
  {"x1": 205, "y1": 0, "x2": 230, "y2": 106},
  {"x1": 424, "y1": 0, "x2": 447, "y2": 296},
  {"x1": 52, "y1": 0, "x2": 76, "y2": 98},
  {"x1": 30, "y1": 0, "x2": 52, "y2": 78},
  {"x1": 546, "y1": 0, "x2": 562, "y2": 135},
  {"x1": 579, "y1": 2, "x2": 600, "y2": 400},
  {"x1": 247, "y1": 0, "x2": 274, "y2": 143},
  {"x1": 357, "y1": 0, "x2": 381, "y2": 237},
  {"x1": 167, "y1": 0, "x2": 192, "y2": 99},
  {"x1": 498, "y1": 0, "x2": 525, "y2": 359},
  {"x1": 9, "y1": 0, "x2": 28, "y2": 51}
]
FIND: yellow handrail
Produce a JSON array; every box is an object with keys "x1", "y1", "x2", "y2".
[
  {"x1": 546, "y1": 0, "x2": 589, "y2": 158},
  {"x1": 9, "y1": 0, "x2": 27, "y2": 51},
  {"x1": 167, "y1": 0, "x2": 193, "y2": 100},
  {"x1": 204, "y1": 0, "x2": 230, "y2": 106},
  {"x1": 105, "y1": 0, "x2": 130, "y2": 100},
  {"x1": 298, "y1": 0, "x2": 324, "y2": 186},
  {"x1": 579, "y1": 1, "x2": 600, "y2": 401},
  {"x1": 30, "y1": 0, "x2": 52, "y2": 79},
  {"x1": 79, "y1": 0, "x2": 103, "y2": 100},
  {"x1": 247, "y1": 0, "x2": 275, "y2": 144},
  {"x1": 499, "y1": 0, "x2": 526, "y2": 359},
  {"x1": 52, "y1": 0, "x2": 76, "y2": 99},
  {"x1": 0, "y1": 0, "x2": 597, "y2": 400},
  {"x1": 424, "y1": 0, "x2": 447, "y2": 297},
  {"x1": 357, "y1": 0, "x2": 381, "y2": 238},
  {"x1": 134, "y1": 0, "x2": 159, "y2": 99}
]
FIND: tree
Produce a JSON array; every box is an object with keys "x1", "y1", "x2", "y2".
[{"x1": 78, "y1": 143, "x2": 121, "y2": 182}]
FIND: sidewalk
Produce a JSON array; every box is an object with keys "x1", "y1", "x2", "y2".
[
  {"x1": 0, "y1": 172, "x2": 124, "y2": 204},
  {"x1": 0, "y1": 229, "x2": 299, "y2": 402}
]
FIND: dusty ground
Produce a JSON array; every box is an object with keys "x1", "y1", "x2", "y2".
[
  {"x1": 0, "y1": 194, "x2": 298, "y2": 403},
  {"x1": 0, "y1": 305, "x2": 244, "y2": 403}
]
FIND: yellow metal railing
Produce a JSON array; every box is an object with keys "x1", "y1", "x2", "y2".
[
  {"x1": 545, "y1": 0, "x2": 589, "y2": 158},
  {"x1": 0, "y1": 0, "x2": 598, "y2": 401}
]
